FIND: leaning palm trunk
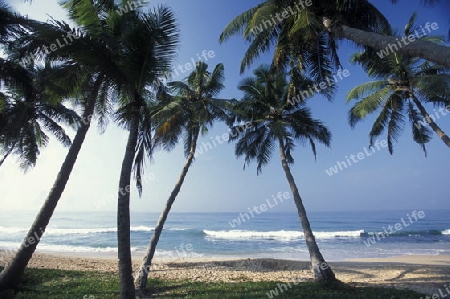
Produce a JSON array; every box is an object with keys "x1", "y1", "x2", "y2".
[
  {"x1": 331, "y1": 24, "x2": 450, "y2": 69},
  {"x1": 0, "y1": 79, "x2": 102, "y2": 290},
  {"x1": 135, "y1": 128, "x2": 199, "y2": 292},
  {"x1": 410, "y1": 93, "x2": 450, "y2": 147},
  {"x1": 117, "y1": 112, "x2": 140, "y2": 299},
  {"x1": 0, "y1": 145, "x2": 14, "y2": 167},
  {"x1": 278, "y1": 138, "x2": 336, "y2": 282}
]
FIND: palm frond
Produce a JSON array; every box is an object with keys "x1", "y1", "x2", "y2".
[
  {"x1": 219, "y1": 5, "x2": 261, "y2": 42},
  {"x1": 348, "y1": 86, "x2": 391, "y2": 127},
  {"x1": 407, "y1": 101, "x2": 431, "y2": 156},
  {"x1": 347, "y1": 81, "x2": 387, "y2": 101},
  {"x1": 381, "y1": 96, "x2": 405, "y2": 154},
  {"x1": 37, "y1": 112, "x2": 72, "y2": 147}
]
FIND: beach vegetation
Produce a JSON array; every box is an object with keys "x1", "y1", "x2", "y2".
[{"x1": 0, "y1": 267, "x2": 426, "y2": 299}]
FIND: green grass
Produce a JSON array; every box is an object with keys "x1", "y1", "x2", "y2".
[
  {"x1": 0, "y1": 267, "x2": 426, "y2": 299},
  {"x1": 0, "y1": 268, "x2": 120, "y2": 299}
]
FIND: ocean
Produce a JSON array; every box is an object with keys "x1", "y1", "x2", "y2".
[{"x1": 1, "y1": 210, "x2": 449, "y2": 261}]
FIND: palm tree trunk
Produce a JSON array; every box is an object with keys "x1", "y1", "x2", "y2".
[
  {"x1": 410, "y1": 93, "x2": 450, "y2": 147},
  {"x1": 332, "y1": 24, "x2": 450, "y2": 69},
  {"x1": 117, "y1": 112, "x2": 139, "y2": 299},
  {"x1": 135, "y1": 127, "x2": 199, "y2": 292},
  {"x1": 0, "y1": 78, "x2": 102, "y2": 290},
  {"x1": 0, "y1": 145, "x2": 14, "y2": 167},
  {"x1": 277, "y1": 137, "x2": 336, "y2": 282}
]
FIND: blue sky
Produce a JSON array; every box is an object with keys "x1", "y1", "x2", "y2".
[{"x1": 0, "y1": 0, "x2": 449, "y2": 214}]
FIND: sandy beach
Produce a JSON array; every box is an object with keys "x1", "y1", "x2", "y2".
[{"x1": 2, "y1": 252, "x2": 449, "y2": 296}]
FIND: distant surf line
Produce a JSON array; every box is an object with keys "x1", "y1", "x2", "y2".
[{"x1": 363, "y1": 210, "x2": 425, "y2": 247}]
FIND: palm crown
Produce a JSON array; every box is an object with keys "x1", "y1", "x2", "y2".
[
  {"x1": 152, "y1": 62, "x2": 228, "y2": 157},
  {"x1": 230, "y1": 64, "x2": 331, "y2": 174},
  {"x1": 0, "y1": 0, "x2": 37, "y2": 44},
  {"x1": 347, "y1": 13, "x2": 450, "y2": 155},
  {"x1": 220, "y1": 0, "x2": 389, "y2": 101},
  {"x1": 0, "y1": 64, "x2": 80, "y2": 169}
]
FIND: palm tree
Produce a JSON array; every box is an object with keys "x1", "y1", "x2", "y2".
[
  {"x1": 0, "y1": 58, "x2": 34, "y2": 166},
  {"x1": 0, "y1": 68, "x2": 109, "y2": 290},
  {"x1": 0, "y1": 0, "x2": 46, "y2": 167},
  {"x1": 219, "y1": 0, "x2": 450, "y2": 73},
  {"x1": 347, "y1": 13, "x2": 450, "y2": 154},
  {"x1": 2, "y1": 1, "x2": 178, "y2": 296},
  {"x1": 0, "y1": 0, "x2": 36, "y2": 44},
  {"x1": 135, "y1": 62, "x2": 229, "y2": 292},
  {"x1": 0, "y1": 5, "x2": 114, "y2": 289},
  {"x1": 229, "y1": 65, "x2": 336, "y2": 282},
  {"x1": 112, "y1": 6, "x2": 179, "y2": 297},
  {"x1": 41, "y1": 2, "x2": 179, "y2": 297},
  {"x1": 0, "y1": 64, "x2": 80, "y2": 169}
]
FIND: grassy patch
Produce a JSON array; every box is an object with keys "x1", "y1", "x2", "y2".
[
  {"x1": 0, "y1": 267, "x2": 119, "y2": 299},
  {"x1": 0, "y1": 267, "x2": 426, "y2": 298},
  {"x1": 146, "y1": 278, "x2": 424, "y2": 298}
]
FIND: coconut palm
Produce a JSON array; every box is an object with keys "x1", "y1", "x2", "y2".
[
  {"x1": 6, "y1": 2, "x2": 178, "y2": 297},
  {"x1": 0, "y1": 5, "x2": 114, "y2": 289},
  {"x1": 0, "y1": 0, "x2": 39, "y2": 131},
  {"x1": 135, "y1": 62, "x2": 229, "y2": 292},
  {"x1": 111, "y1": 7, "x2": 179, "y2": 298},
  {"x1": 0, "y1": 6, "x2": 115, "y2": 290},
  {"x1": 228, "y1": 64, "x2": 336, "y2": 282},
  {"x1": 46, "y1": 2, "x2": 179, "y2": 297},
  {"x1": 347, "y1": 13, "x2": 450, "y2": 154},
  {"x1": 0, "y1": 63, "x2": 81, "y2": 169},
  {"x1": 0, "y1": 58, "x2": 34, "y2": 166},
  {"x1": 0, "y1": 0, "x2": 36, "y2": 44},
  {"x1": 219, "y1": 0, "x2": 450, "y2": 72},
  {"x1": 0, "y1": 67, "x2": 110, "y2": 291}
]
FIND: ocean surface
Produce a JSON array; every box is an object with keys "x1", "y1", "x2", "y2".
[{"x1": 1, "y1": 210, "x2": 449, "y2": 261}]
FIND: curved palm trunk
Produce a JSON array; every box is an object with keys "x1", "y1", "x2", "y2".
[
  {"x1": 410, "y1": 94, "x2": 450, "y2": 147},
  {"x1": 278, "y1": 137, "x2": 336, "y2": 282},
  {"x1": 0, "y1": 145, "x2": 14, "y2": 167},
  {"x1": 117, "y1": 113, "x2": 139, "y2": 299},
  {"x1": 135, "y1": 127, "x2": 199, "y2": 292},
  {"x1": 0, "y1": 79, "x2": 101, "y2": 290},
  {"x1": 332, "y1": 24, "x2": 450, "y2": 69}
]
